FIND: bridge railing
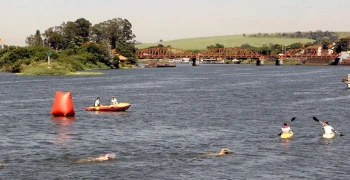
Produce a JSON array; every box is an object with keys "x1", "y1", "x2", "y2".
[
  {"x1": 136, "y1": 47, "x2": 197, "y2": 59},
  {"x1": 136, "y1": 47, "x2": 339, "y2": 59}
]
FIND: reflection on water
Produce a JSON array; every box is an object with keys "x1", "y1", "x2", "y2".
[
  {"x1": 320, "y1": 138, "x2": 334, "y2": 146},
  {"x1": 92, "y1": 111, "x2": 128, "y2": 115},
  {"x1": 51, "y1": 116, "x2": 75, "y2": 145},
  {"x1": 280, "y1": 139, "x2": 291, "y2": 151},
  {"x1": 52, "y1": 116, "x2": 76, "y2": 124}
]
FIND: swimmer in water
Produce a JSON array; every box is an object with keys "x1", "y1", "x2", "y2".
[
  {"x1": 0, "y1": 163, "x2": 6, "y2": 168},
  {"x1": 199, "y1": 148, "x2": 233, "y2": 157},
  {"x1": 218, "y1": 148, "x2": 233, "y2": 155},
  {"x1": 74, "y1": 153, "x2": 116, "y2": 163}
]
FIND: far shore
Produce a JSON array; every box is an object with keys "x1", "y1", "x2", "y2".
[{"x1": 16, "y1": 71, "x2": 104, "y2": 76}]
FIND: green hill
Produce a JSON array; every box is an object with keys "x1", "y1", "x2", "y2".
[
  {"x1": 336, "y1": 32, "x2": 350, "y2": 38},
  {"x1": 135, "y1": 35, "x2": 314, "y2": 50},
  {"x1": 135, "y1": 32, "x2": 350, "y2": 50}
]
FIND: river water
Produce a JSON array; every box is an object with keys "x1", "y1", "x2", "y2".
[{"x1": 0, "y1": 64, "x2": 349, "y2": 179}]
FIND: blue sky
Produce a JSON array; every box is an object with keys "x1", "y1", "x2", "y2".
[{"x1": 1, "y1": 0, "x2": 349, "y2": 45}]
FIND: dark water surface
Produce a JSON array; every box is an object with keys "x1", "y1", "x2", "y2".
[{"x1": 0, "y1": 64, "x2": 350, "y2": 179}]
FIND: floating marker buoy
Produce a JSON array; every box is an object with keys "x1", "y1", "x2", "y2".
[{"x1": 51, "y1": 91, "x2": 75, "y2": 117}]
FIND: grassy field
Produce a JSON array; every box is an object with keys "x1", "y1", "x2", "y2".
[
  {"x1": 136, "y1": 35, "x2": 314, "y2": 50},
  {"x1": 136, "y1": 32, "x2": 350, "y2": 50},
  {"x1": 336, "y1": 32, "x2": 350, "y2": 38}
]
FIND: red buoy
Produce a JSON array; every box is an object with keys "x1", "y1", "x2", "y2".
[{"x1": 51, "y1": 91, "x2": 75, "y2": 117}]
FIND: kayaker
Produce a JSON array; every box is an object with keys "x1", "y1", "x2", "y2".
[
  {"x1": 281, "y1": 123, "x2": 292, "y2": 134},
  {"x1": 94, "y1": 97, "x2": 101, "y2": 107},
  {"x1": 322, "y1": 122, "x2": 335, "y2": 135},
  {"x1": 111, "y1": 96, "x2": 118, "y2": 105}
]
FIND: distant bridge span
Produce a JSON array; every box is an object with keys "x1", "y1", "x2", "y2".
[
  {"x1": 136, "y1": 47, "x2": 339, "y2": 59},
  {"x1": 136, "y1": 47, "x2": 197, "y2": 59}
]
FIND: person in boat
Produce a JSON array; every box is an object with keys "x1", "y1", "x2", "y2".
[
  {"x1": 94, "y1": 97, "x2": 101, "y2": 107},
  {"x1": 281, "y1": 123, "x2": 292, "y2": 134},
  {"x1": 111, "y1": 96, "x2": 118, "y2": 105},
  {"x1": 74, "y1": 153, "x2": 115, "y2": 163},
  {"x1": 199, "y1": 148, "x2": 233, "y2": 157},
  {"x1": 322, "y1": 122, "x2": 335, "y2": 135}
]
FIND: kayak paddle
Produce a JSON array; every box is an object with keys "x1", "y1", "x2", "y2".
[
  {"x1": 291, "y1": 117, "x2": 296, "y2": 122},
  {"x1": 312, "y1": 117, "x2": 344, "y2": 136}
]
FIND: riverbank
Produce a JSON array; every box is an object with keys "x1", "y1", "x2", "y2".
[
  {"x1": 16, "y1": 71, "x2": 104, "y2": 76},
  {"x1": 235, "y1": 58, "x2": 336, "y2": 66},
  {"x1": 0, "y1": 45, "x2": 122, "y2": 75},
  {"x1": 11, "y1": 60, "x2": 108, "y2": 75}
]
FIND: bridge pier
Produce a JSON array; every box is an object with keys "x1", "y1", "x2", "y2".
[
  {"x1": 192, "y1": 58, "x2": 199, "y2": 66},
  {"x1": 341, "y1": 74, "x2": 350, "y2": 89},
  {"x1": 256, "y1": 59, "x2": 264, "y2": 66},
  {"x1": 276, "y1": 59, "x2": 283, "y2": 66},
  {"x1": 331, "y1": 57, "x2": 341, "y2": 65}
]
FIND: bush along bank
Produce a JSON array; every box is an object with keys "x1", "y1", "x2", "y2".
[{"x1": 0, "y1": 43, "x2": 120, "y2": 75}]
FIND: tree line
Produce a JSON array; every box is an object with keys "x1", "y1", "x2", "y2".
[
  {"x1": 204, "y1": 38, "x2": 350, "y2": 56},
  {"x1": 246, "y1": 30, "x2": 339, "y2": 45},
  {"x1": 0, "y1": 17, "x2": 138, "y2": 74},
  {"x1": 145, "y1": 30, "x2": 349, "y2": 56},
  {"x1": 25, "y1": 17, "x2": 137, "y2": 63},
  {"x1": 146, "y1": 38, "x2": 350, "y2": 56}
]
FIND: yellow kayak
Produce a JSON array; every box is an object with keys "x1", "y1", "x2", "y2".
[
  {"x1": 323, "y1": 133, "x2": 335, "y2": 139},
  {"x1": 281, "y1": 131, "x2": 294, "y2": 139}
]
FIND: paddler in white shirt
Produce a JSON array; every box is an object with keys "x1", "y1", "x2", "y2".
[
  {"x1": 111, "y1": 96, "x2": 118, "y2": 105},
  {"x1": 322, "y1": 122, "x2": 335, "y2": 135}
]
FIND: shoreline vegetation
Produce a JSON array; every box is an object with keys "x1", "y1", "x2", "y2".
[
  {"x1": 0, "y1": 45, "x2": 114, "y2": 75},
  {"x1": 16, "y1": 71, "x2": 104, "y2": 76},
  {"x1": 0, "y1": 17, "x2": 137, "y2": 75}
]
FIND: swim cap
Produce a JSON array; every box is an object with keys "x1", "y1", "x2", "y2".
[{"x1": 105, "y1": 154, "x2": 111, "y2": 158}]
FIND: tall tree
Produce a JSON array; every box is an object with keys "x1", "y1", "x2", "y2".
[
  {"x1": 91, "y1": 23, "x2": 104, "y2": 43},
  {"x1": 25, "y1": 30, "x2": 43, "y2": 46},
  {"x1": 75, "y1": 18, "x2": 91, "y2": 42},
  {"x1": 42, "y1": 27, "x2": 64, "y2": 50},
  {"x1": 25, "y1": 35, "x2": 35, "y2": 46},
  {"x1": 34, "y1": 30, "x2": 43, "y2": 46},
  {"x1": 335, "y1": 38, "x2": 350, "y2": 53},
  {"x1": 321, "y1": 37, "x2": 331, "y2": 49},
  {"x1": 62, "y1": 21, "x2": 77, "y2": 42},
  {"x1": 91, "y1": 18, "x2": 136, "y2": 49}
]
